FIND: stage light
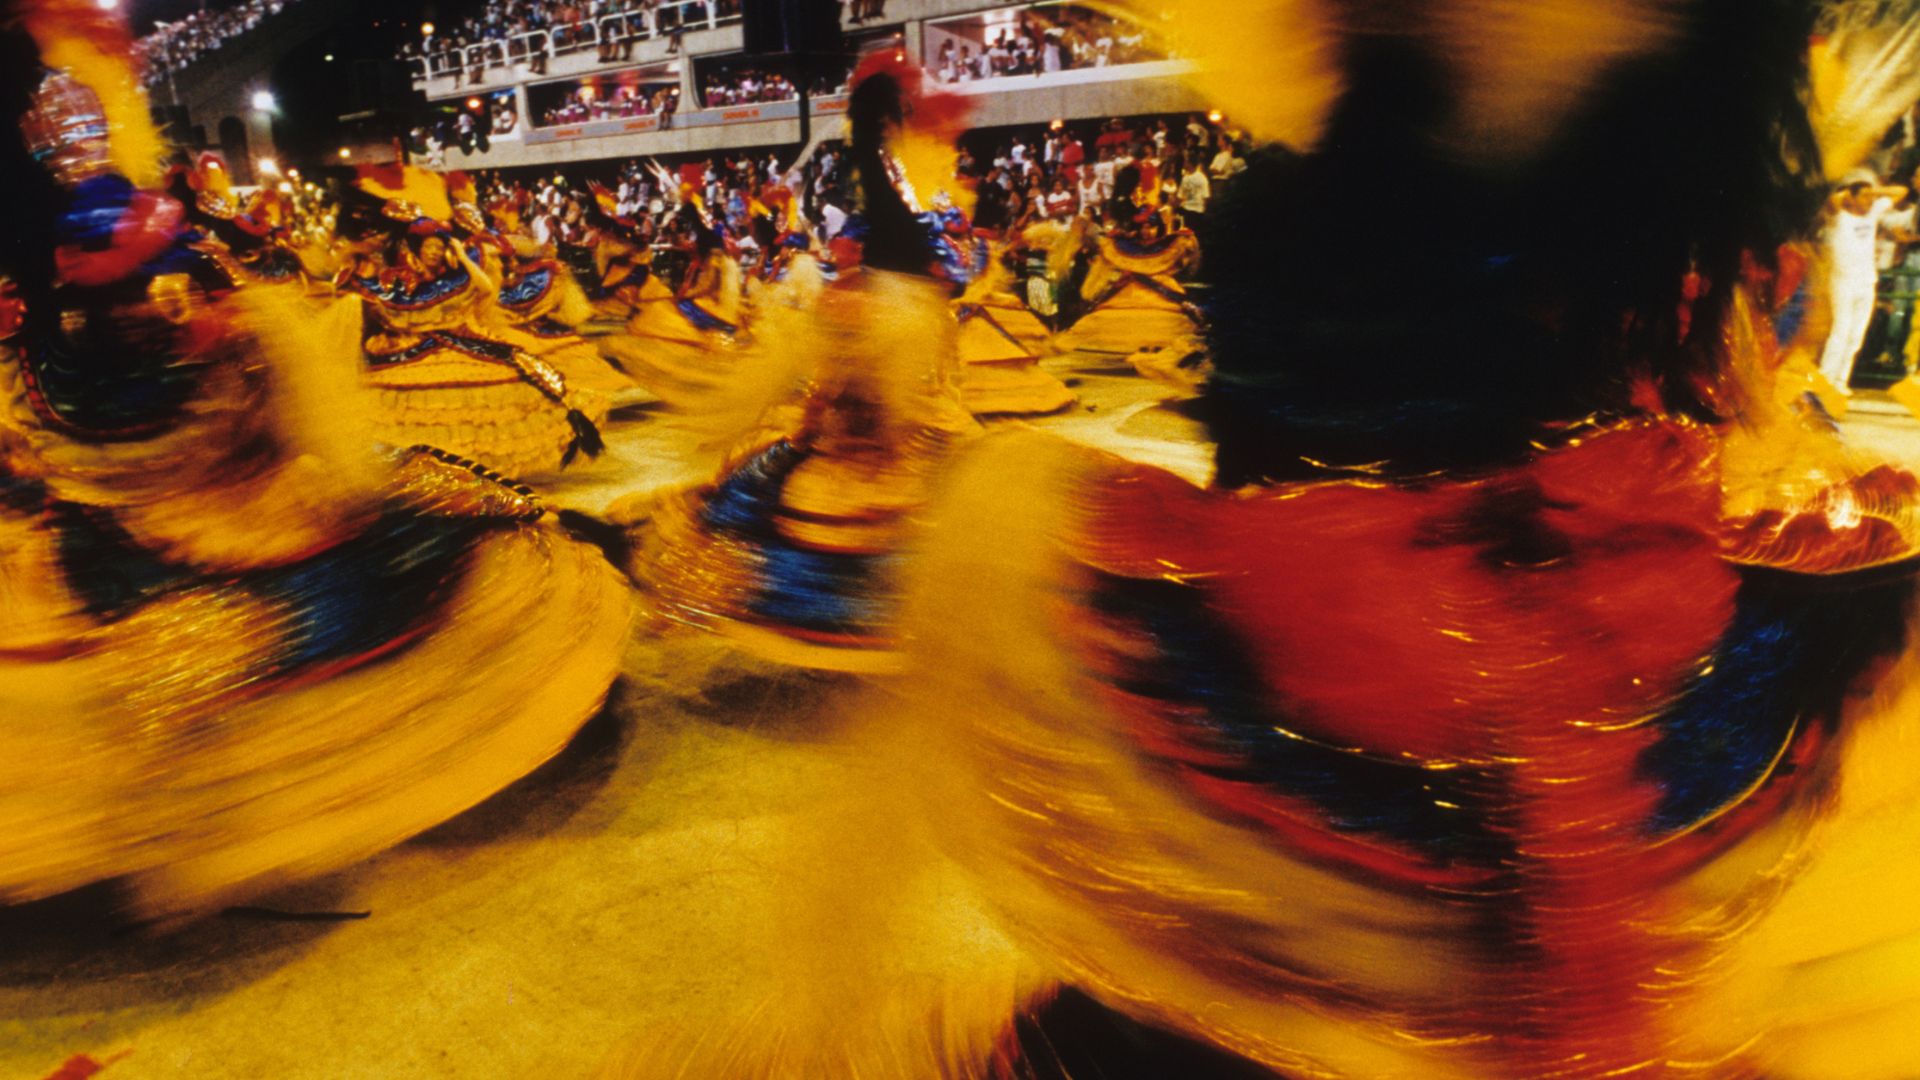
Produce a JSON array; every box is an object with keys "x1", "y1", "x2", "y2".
[
  {"x1": 325, "y1": 54, "x2": 335, "y2": 62},
  {"x1": 258, "y1": 157, "x2": 280, "y2": 176},
  {"x1": 1050, "y1": 119, "x2": 1064, "y2": 131},
  {"x1": 467, "y1": 97, "x2": 484, "y2": 111},
  {"x1": 96, "y1": 0, "x2": 118, "y2": 9},
  {"x1": 1207, "y1": 109, "x2": 1223, "y2": 124},
  {"x1": 421, "y1": 22, "x2": 435, "y2": 36},
  {"x1": 338, "y1": 147, "x2": 352, "y2": 159},
  {"x1": 251, "y1": 90, "x2": 277, "y2": 112},
  {"x1": 288, "y1": 168, "x2": 301, "y2": 180}
]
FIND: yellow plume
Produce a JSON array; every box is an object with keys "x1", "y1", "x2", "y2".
[
  {"x1": 356, "y1": 163, "x2": 455, "y2": 222},
  {"x1": 1114, "y1": 0, "x2": 1341, "y2": 150},
  {"x1": 1809, "y1": 16, "x2": 1920, "y2": 180},
  {"x1": 22, "y1": 9, "x2": 168, "y2": 188},
  {"x1": 894, "y1": 128, "x2": 975, "y2": 219}
]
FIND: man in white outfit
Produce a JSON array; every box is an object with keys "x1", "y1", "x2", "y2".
[{"x1": 1820, "y1": 169, "x2": 1910, "y2": 394}]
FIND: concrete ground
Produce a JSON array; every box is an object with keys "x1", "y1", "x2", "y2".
[
  {"x1": 3, "y1": 352, "x2": 1917, "y2": 1080},
  {"x1": 1831, "y1": 389, "x2": 1920, "y2": 463}
]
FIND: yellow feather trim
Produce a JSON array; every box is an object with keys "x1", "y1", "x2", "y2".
[{"x1": 32, "y1": 36, "x2": 167, "y2": 189}]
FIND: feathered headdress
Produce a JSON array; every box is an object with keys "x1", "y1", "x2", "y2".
[
  {"x1": 15, "y1": 0, "x2": 166, "y2": 188},
  {"x1": 843, "y1": 52, "x2": 974, "y2": 277},
  {"x1": 845, "y1": 51, "x2": 973, "y2": 218},
  {"x1": 1808, "y1": 4, "x2": 1920, "y2": 178},
  {"x1": 354, "y1": 160, "x2": 455, "y2": 224}
]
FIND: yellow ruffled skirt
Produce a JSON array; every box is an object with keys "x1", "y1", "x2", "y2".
[
  {"x1": 1056, "y1": 278, "x2": 1200, "y2": 356},
  {"x1": 367, "y1": 345, "x2": 612, "y2": 478}
]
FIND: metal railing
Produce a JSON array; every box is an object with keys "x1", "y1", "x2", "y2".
[{"x1": 409, "y1": 1, "x2": 740, "y2": 83}]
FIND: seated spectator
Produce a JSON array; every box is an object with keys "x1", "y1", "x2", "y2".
[
  {"x1": 1042, "y1": 177, "x2": 1076, "y2": 221},
  {"x1": 1209, "y1": 138, "x2": 1247, "y2": 181},
  {"x1": 1075, "y1": 167, "x2": 1105, "y2": 215}
]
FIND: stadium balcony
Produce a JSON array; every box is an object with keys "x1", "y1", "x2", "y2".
[{"x1": 410, "y1": 0, "x2": 1201, "y2": 169}]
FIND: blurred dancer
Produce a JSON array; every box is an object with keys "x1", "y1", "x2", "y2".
[
  {"x1": 0, "y1": 0, "x2": 630, "y2": 921},
  {"x1": 600, "y1": 190, "x2": 746, "y2": 407},
  {"x1": 336, "y1": 164, "x2": 611, "y2": 476},
  {"x1": 618, "y1": 1, "x2": 1920, "y2": 1076},
  {"x1": 608, "y1": 55, "x2": 978, "y2": 673}
]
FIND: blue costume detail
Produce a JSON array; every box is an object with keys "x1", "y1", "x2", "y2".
[
  {"x1": 920, "y1": 208, "x2": 989, "y2": 286},
  {"x1": 675, "y1": 298, "x2": 736, "y2": 334},
  {"x1": 255, "y1": 514, "x2": 481, "y2": 671},
  {"x1": 499, "y1": 265, "x2": 554, "y2": 310},
  {"x1": 47, "y1": 496, "x2": 482, "y2": 675},
  {"x1": 1638, "y1": 569, "x2": 1911, "y2": 833},
  {"x1": 1089, "y1": 573, "x2": 1511, "y2": 866},
  {"x1": 353, "y1": 265, "x2": 472, "y2": 310},
  {"x1": 699, "y1": 440, "x2": 900, "y2": 636}
]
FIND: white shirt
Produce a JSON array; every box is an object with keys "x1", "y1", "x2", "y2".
[
  {"x1": 821, "y1": 203, "x2": 847, "y2": 239},
  {"x1": 1831, "y1": 196, "x2": 1894, "y2": 283},
  {"x1": 1178, "y1": 170, "x2": 1210, "y2": 213}
]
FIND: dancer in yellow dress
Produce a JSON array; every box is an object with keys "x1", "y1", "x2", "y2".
[
  {"x1": 1054, "y1": 210, "x2": 1202, "y2": 355},
  {"x1": 599, "y1": 191, "x2": 747, "y2": 407},
  {"x1": 934, "y1": 200, "x2": 1078, "y2": 416},
  {"x1": 609, "y1": 55, "x2": 977, "y2": 673},
  {"x1": 444, "y1": 178, "x2": 636, "y2": 400},
  {"x1": 611, "y1": 2, "x2": 1920, "y2": 1077},
  {"x1": 583, "y1": 180, "x2": 661, "y2": 321},
  {"x1": 0, "y1": 0, "x2": 631, "y2": 922},
  {"x1": 337, "y1": 166, "x2": 611, "y2": 477},
  {"x1": 954, "y1": 232, "x2": 1053, "y2": 353}
]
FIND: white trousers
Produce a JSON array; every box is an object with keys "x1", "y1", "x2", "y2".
[{"x1": 1820, "y1": 275, "x2": 1879, "y2": 391}]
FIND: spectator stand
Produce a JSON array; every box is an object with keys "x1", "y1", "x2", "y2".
[
  {"x1": 528, "y1": 68, "x2": 683, "y2": 129},
  {"x1": 407, "y1": 0, "x2": 744, "y2": 89},
  {"x1": 138, "y1": 0, "x2": 307, "y2": 92},
  {"x1": 923, "y1": 2, "x2": 1170, "y2": 83},
  {"x1": 410, "y1": 0, "x2": 1199, "y2": 168}
]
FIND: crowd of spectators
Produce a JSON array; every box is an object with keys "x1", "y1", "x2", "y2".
[
  {"x1": 398, "y1": 0, "x2": 740, "y2": 81},
  {"x1": 930, "y1": 4, "x2": 1164, "y2": 84},
  {"x1": 137, "y1": 0, "x2": 293, "y2": 87},
  {"x1": 468, "y1": 146, "x2": 845, "y2": 260},
  {"x1": 393, "y1": 0, "x2": 1154, "y2": 96},
  {"x1": 956, "y1": 114, "x2": 1243, "y2": 235},
  {"x1": 696, "y1": 66, "x2": 799, "y2": 109},
  {"x1": 539, "y1": 84, "x2": 679, "y2": 127}
]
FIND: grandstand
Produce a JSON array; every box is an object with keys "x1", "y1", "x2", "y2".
[
  {"x1": 143, "y1": 0, "x2": 1202, "y2": 177},
  {"x1": 404, "y1": 0, "x2": 1202, "y2": 169}
]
